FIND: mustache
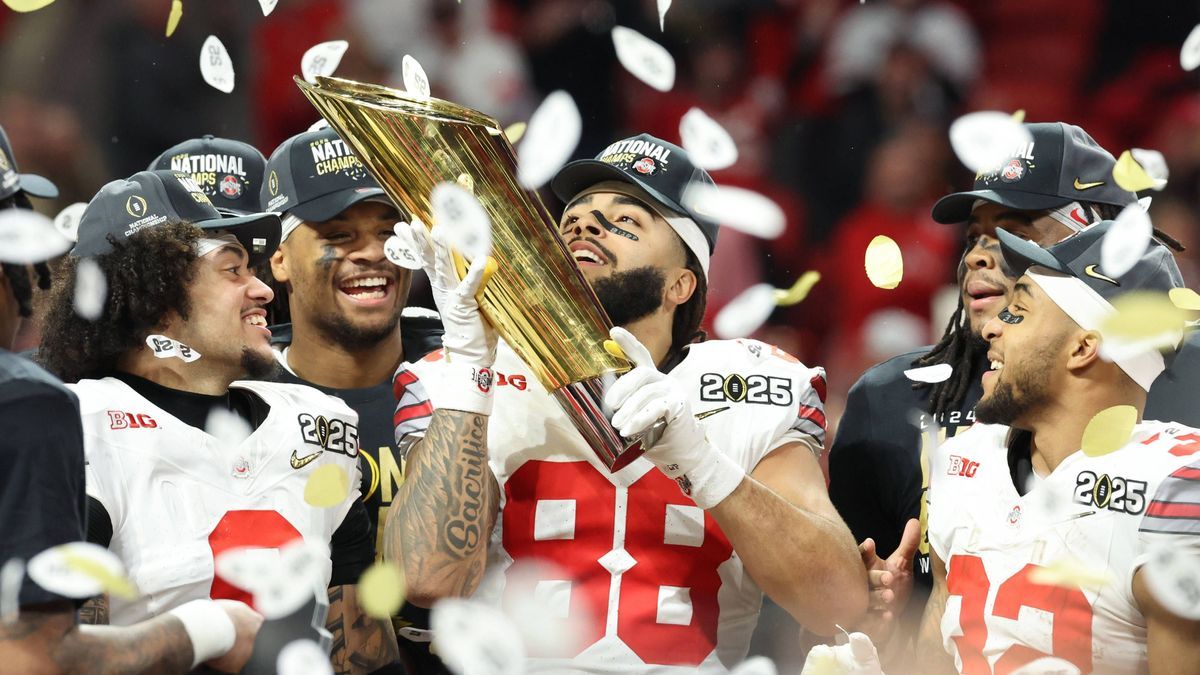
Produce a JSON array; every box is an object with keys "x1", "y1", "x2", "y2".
[{"x1": 567, "y1": 236, "x2": 619, "y2": 266}]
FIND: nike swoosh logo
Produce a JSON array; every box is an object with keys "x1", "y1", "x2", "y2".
[
  {"x1": 695, "y1": 406, "x2": 730, "y2": 421},
  {"x1": 290, "y1": 449, "x2": 323, "y2": 469},
  {"x1": 1084, "y1": 264, "x2": 1120, "y2": 286},
  {"x1": 1073, "y1": 178, "x2": 1105, "y2": 190}
]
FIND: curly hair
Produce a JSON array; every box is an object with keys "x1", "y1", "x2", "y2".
[{"x1": 40, "y1": 221, "x2": 201, "y2": 383}]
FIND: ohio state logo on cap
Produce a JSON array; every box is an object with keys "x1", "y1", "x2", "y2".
[
  {"x1": 1000, "y1": 159, "x2": 1025, "y2": 183},
  {"x1": 220, "y1": 174, "x2": 243, "y2": 199},
  {"x1": 632, "y1": 157, "x2": 657, "y2": 175}
]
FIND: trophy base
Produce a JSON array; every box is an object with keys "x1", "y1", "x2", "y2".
[{"x1": 553, "y1": 378, "x2": 650, "y2": 473}]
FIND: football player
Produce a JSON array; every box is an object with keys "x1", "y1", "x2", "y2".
[
  {"x1": 917, "y1": 221, "x2": 1200, "y2": 672},
  {"x1": 38, "y1": 169, "x2": 399, "y2": 674},
  {"x1": 384, "y1": 134, "x2": 868, "y2": 671}
]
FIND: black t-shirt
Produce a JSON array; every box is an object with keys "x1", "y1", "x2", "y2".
[
  {"x1": 1146, "y1": 330, "x2": 1200, "y2": 427},
  {"x1": 0, "y1": 349, "x2": 88, "y2": 608}
]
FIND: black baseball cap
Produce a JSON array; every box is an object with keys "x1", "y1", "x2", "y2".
[
  {"x1": 72, "y1": 170, "x2": 281, "y2": 267},
  {"x1": 932, "y1": 122, "x2": 1137, "y2": 224},
  {"x1": 148, "y1": 135, "x2": 267, "y2": 216},
  {"x1": 551, "y1": 133, "x2": 720, "y2": 253},
  {"x1": 0, "y1": 123, "x2": 58, "y2": 203},
  {"x1": 260, "y1": 127, "x2": 390, "y2": 223}
]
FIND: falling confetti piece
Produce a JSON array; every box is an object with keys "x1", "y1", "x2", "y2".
[
  {"x1": 27, "y1": 543, "x2": 131, "y2": 600},
  {"x1": 165, "y1": 0, "x2": 182, "y2": 37},
  {"x1": 72, "y1": 257, "x2": 107, "y2": 321},
  {"x1": 358, "y1": 562, "x2": 405, "y2": 619},
  {"x1": 277, "y1": 640, "x2": 333, "y2": 675},
  {"x1": 146, "y1": 334, "x2": 201, "y2": 362},
  {"x1": 258, "y1": 0, "x2": 278, "y2": 17},
  {"x1": 1, "y1": 0, "x2": 55, "y2": 11},
  {"x1": 1080, "y1": 405, "x2": 1137, "y2": 458},
  {"x1": 611, "y1": 26, "x2": 676, "y2": 92},
  {"x1": 1142, "y1": 544, "x2": 1200, "y2": 619},
  {"x1": 432, "y1": 598, "x2": 526, "y2": 675},
  {"x1": 1182, "y1": 24, "x2": 1200, "y2": 71},
  {"x1": 774, "y1": 270, "x2": 821, "y2": 306},
  {"x1": 0, "y1": 208, "x2": 71, "y2": 264},
  {"x1": 903, "y1": 363, "x2": 953, "y2": 384},
  {"x1": 1130, "y1": 149, "x2": 1169, "y2": 190},
  {"x1": 679, "y1": 108, "x2": 738, "y2": 171},
  {"x1": 1112, "y1": 150, "x2": 1165, "y2": 193},
  {"x1": 1169, "y1": 287, "x2": 1200, "y2": 311},
  {"x1": 517, "y1": 90, "x2": 581, "y2": 190},
  {"x1": 503, "y1": 562, "x2": 590, "y2": 659},
  {"x1": 657, "y1": 0, "x2": 671, "y2": 30},
  {"x1": 301, "y1": 41, "x2": 349, "y2": 85},
  {"x1": 1011, "y1": 658, "x2": 1081, "y2": 675},
  {"x1": 864, "y1": 235, "x2": 903, "y2": 289},
  {"x1": 307, "y1": 118, "x2": 330, "y2": 132},
  {"x1": 948, "y1": 111, "x2": 1034, "y2": 174},
  {"x1": 304, "y1": 464, "x2": 350, "y2": 508},
  {"x1": 731, "y1": 656, "x2": 778, "y2": 675},
  {"x1": 714, "y1": 284, "x2": 776, "y2": 339},
  {"x1": 219, "y1": 540, "x2": 331, "y2": 619},
  {"x1": 1011, "y1": 109, "x2": 1026, "y2": 124},
  {"x1": 1029, "y1": 557, "x2": 1114, "y2": 590},
  {"x1": 681, "y1": 183, "x2": 785, "y2": 239},
  {"x1": 1098, "y1": 291, "x2": 1186, "y2": 362},
  {"x1": 402, "y1": 54, "x2": 431, "y2": 100},
  {"x1": 0, "y1": 559, "x2": 23, "y2": 624},
  {"x1": 1138, "y1": 196, "x2": 1153, "y2": 212},
  {"x1": 503, "y1": 122, "x2": 526, "y2": 144},
  {"x1": 199, "y1": 35, "x2": 235, "y2": 94},
  {"x1": 384, "y1": 234, "x2": 422, "y2": 270},
  {"x1": 205, "y1": 407, "x2": 252, "y2": 446},
  {"x1": 1100, "y1": 203, "x2": 1152, "y2": 279},
  {"x1": 52, "y1": 202, "x2": 86, "y2": 242},
  {"x1": 431, "y1": 182, "x2": 492, "y2": 260},
  {"x1": 603, "y1": 338, "x2": 627, "y2": 361}
]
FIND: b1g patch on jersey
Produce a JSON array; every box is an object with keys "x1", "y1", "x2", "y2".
[
  {"x1": 699, "y1": 373, "x2": 792, "y2": 406},
  {"x1": 1074, "y1": 471, "x2": 1148, "y2": 515},
  {"x1": 295, "y1": 412, "x2": 359, "y2": 460}
]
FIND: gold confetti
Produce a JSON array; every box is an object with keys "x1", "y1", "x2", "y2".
[
  {"x1": 304, "y1": 464, "x2": 350, "y2": 508},
  {"x1": 1100, "y1": 291, "x2": 1187, "y2": 344},
  {"x1": 358, "y1": 562, "x2": 406, "y2": 619},
  {"x1": 504, "y1": 122, "x2": 527, "y2": 145},
  {"x1": 1011, "y1": 109, "x2": 1026, "y2": 124},
  {"x1": 63, "y1": 551, "x2": 137, "y2": 599},
  {"x1": 1081, "y1": 405, "x2": 1137, "y2": 458},
  {"x1": 864, "y1": 235, "x2": 903, "y2": 289},
  {"x1": 1169, "y1": 287, "x2": 1200, "y2": 311},
  {"x1": 165, "y1": 0, "x2": 182, "y2": 37},
  {"x1": 2, "y1": 0, "x2": 55, "y2": 11},
  {"x1": 1112, "y1": 150, "x2": 1160, "y2": 193},
  {"x1": 603, "y1": 339, "x2": 627, "y2": 361},
  {"x1": 1029, "y1": 557, "x2": 1114, "y2": 591},
  {"x1": 774, "y1": 270, "x2": 821, "y2": 306}
]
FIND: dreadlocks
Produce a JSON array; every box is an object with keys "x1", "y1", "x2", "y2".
[{"x1": 1, "y1": 261, "x2": 51, "y2": 319}]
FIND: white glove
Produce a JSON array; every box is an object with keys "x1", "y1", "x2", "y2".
[
  {"x1": 397, "y1": 220, "x2": 498, "y2": 415},
  {"x1": 800, "y1": 632, "x2": 884, "y2": 675},
  {"x1": 603, "y1": 327, "x2": 744, "y2": 509}
]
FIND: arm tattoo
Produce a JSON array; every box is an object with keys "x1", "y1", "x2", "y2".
[
  {"x1": 327, "y1": 585, "x2": 399, "y2": 675},
  {"x1": 77, "y1": 595, "x2": 109, "y2": 625},
  {"x1": 0, "y1": 605, "x2": 192, "y2": 674},
  {"x1": 384, "y1": 410, "x2": 498, "y2": 603}
]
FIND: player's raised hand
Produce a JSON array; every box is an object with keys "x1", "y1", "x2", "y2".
[
  {"x1": 204, "y1": 600, "x2": 264, "y2": 673},
  {"x1": 856, "y1": 518, "x2": 920, "y2": 647}
]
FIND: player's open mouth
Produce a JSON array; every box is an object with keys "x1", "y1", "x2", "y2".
[
  {"x1": 568, "y1": 241, "x2": 609, "y2": 267},
  {"x1": 338, "y1": 275, "x2": 393, "y2": 306},
  {"x1": 982, "y1": 351, "x2": 1003, "y2": 385},
  {"x1": 241, "y1": 308, "x2": 271, "y2": 337}
]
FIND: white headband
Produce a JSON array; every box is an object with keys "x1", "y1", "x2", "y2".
[
  {"x1": 576, "y1": 181, "x2": 711, "y2": 278},
  {"x1": 1025, "y1": 267, "x2": 1167, "y2": 391},
  {"x1": 195, "y1": 233, "x2": 241, "y2": 258}
]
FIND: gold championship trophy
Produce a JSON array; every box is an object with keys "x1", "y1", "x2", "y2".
[{"x1": 297, "y1": 76, "x2": 650, "y2": 471}]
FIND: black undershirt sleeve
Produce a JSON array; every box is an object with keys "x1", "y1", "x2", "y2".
[
  {"x1": 328, "y1": 499, "x2": 375, "y2": 587},
  {"x1": 86, "y1": 496, "x2": 114, "y2": 548},
  {"x1": 827, "y1": 376, "x2": 885, "y2": 546}
]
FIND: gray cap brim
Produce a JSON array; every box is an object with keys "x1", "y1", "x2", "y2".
[
  {"x1": 18, "y1": 173, "x2": 58, "y2": 199},
  {"x1": 995, "y1": 227, "x2": 1071, "y2": 276},
  {"x1": 198, "y1": 211, "x2": 282, "y2": 268},
  {"x1": 287, "y1": 186, "x2": 390, "y2": 223},
  {"x1": 932, "y1": 189, "x2": 1075, "y2": 224}
]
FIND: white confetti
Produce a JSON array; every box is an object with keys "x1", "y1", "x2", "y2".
[
  {"x1": 402, "y1": 54, "x2": 431, "y2": 100},
  {"x1": 53, "y1": 202, "x2": 87, "y2": 242},
  {"x1": 205, "y1": 407, "x2": 253, "y2": 446},
  {"x1": 301, "y1": 41, "x2": 349, "y2": 85},
  {"x1": 0, "y1": 558, "x2": 23, "y2": 624},
  {"x1": 384, "y1": 235, "x2": 422, "y2": 270},
  {"x1": 199, "y1": 35, "x2": 235, "y2": 94},
  {"x1": 72, "y1": 257, "x2": 107, "y2": 321},
  {"x1": 258, "y1": 0, "x2": 278, "y2": 16},
  {"x1": 0, "y1": 208, "x2": 71, "y2": 264},
  {"x1": 1182, "y1": 24, "x2": 1200, "y2": 71},
  {"x1": 1139, "y1": 196, "x2": 1153, "y2": 212},
  {"x1": 679, "y1": 108, "x2": 738, "y2": 171},
  {"x1": 903, "y1": 363, "x2": 953, "y2": 384},
  {"x1": 27, "y1": 543, "x2": 126, "y2": 600},
  {"x1": 611, "y1": 26, "x2": 676, "y2": 92},
  {"x1": 681, "y1": 183, "x2": 785, "y2": 239},
  {"x1": 503, "y1": 562, "x2": 589, "y2": 659},
  {"x1": 145, "y1": 334, "x2": 201, "y2": 363},
  {"x1": 1130, "y1": 148, "x2": 1169, "y2": 191},
  {"x1": 307, "y1": 119, "x2": 331, "y2": 132},
  {"x1": 517, "y1": 90, "x2": 582, "y2": 190},
  {"x1": 277, "y1": 639, "x2": 333, "y2": 675},
  {"x1": 714, "y1": 283, "x2": 776, "y2": 339},
  {"x1": 657, "y1": 0, "x2": 671, "y2": 30},
  {"x1": 431, "y1": 182, "x2": 492, "y2": 260},
  {"x1": 1101, "y1": 203, "x2": 1152, "y2": 279},
  {"x1": 948, "y1": 111, "x2": 1033, "y2": 174},
  {"x1": 1142, "y1": 544, "x2": 1200, "y2": 620},
  {"x1": 216, "y1": 540, "x2": 330, "y2": 620},
  {"x1": 731, "y1": 656, "x2": 777, "y2": 675},
  {"x1": 432, "y1": 598, "x2": 525, "y2": 675}
]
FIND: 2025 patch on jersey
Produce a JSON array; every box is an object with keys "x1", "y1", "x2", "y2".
[
  {"x1": 395, "y1": 338, "x2": 826, "y2": 673},
  {"x1": 71, "y1": 377, "x2": 363, "y2": 625},
  {"x1": 928, "y1": 420, "x2": 1200, "y2": 674}
]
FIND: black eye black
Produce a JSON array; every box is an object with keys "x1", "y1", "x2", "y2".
[{"x1": 998, "y1": 308, "x2": 1024, "y2": 324}]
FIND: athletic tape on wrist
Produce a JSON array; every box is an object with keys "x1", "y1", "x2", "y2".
[
  {"x1": 431, "y1": 360, "x2": 495, "y2": 415},
  {"x1": 167, "y1": 599, "x2": 237, "y2": 668},
  {"x1": 664, "y1": 443, "x2": 745, "y2": 510}
]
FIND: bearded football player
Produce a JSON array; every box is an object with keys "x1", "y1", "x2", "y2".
[{"x1": 384, "y1": 134, "x2": 867, "y2": 672}]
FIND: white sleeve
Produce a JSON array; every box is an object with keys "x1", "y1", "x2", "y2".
[
  {"x1": 392, "y1": 360, "x2": 436, "y2": 456},
  {"x1": 1132, "y1": 457, "x2": 1200, "y2": 577}
]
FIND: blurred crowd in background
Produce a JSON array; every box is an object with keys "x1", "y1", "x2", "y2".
[{"x1": 3, "y1": 0, "x2": 1199, "y2": 431}]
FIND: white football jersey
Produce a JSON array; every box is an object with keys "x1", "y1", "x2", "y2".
[
  {"x1": 71, "y1": 378, "x2": 363, "y2": 625},
  {"x1": 928, "y1": 420, "x2": 1200, "y2": 674},
  {"x1": 398, "y1": 338, "x2": 827, "y2": 673}
]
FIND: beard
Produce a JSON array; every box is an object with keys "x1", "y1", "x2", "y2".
[
  {"x1": 592, "y1": 266, "x2": 666, "y2": 327},
  {"x1": 974, "y1": 349, "x2": 1055, "y2": 426},
  {"x1": 313, "y1": 311, "x2": 401, "y2": 352},
  {"x1": 240, "y1": 346, "x2": 279, "y2": 380}
]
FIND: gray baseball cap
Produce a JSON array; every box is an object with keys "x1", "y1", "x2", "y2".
[
  {"x1": 260, "y1": 127, "x2": 390, "y2": 223},
  {"x1": 0, "y1": 123, "x2": 57, "y2": 203},
  {"x1": 148, "y1": 135, "x2": 267, "y2": 216}
]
